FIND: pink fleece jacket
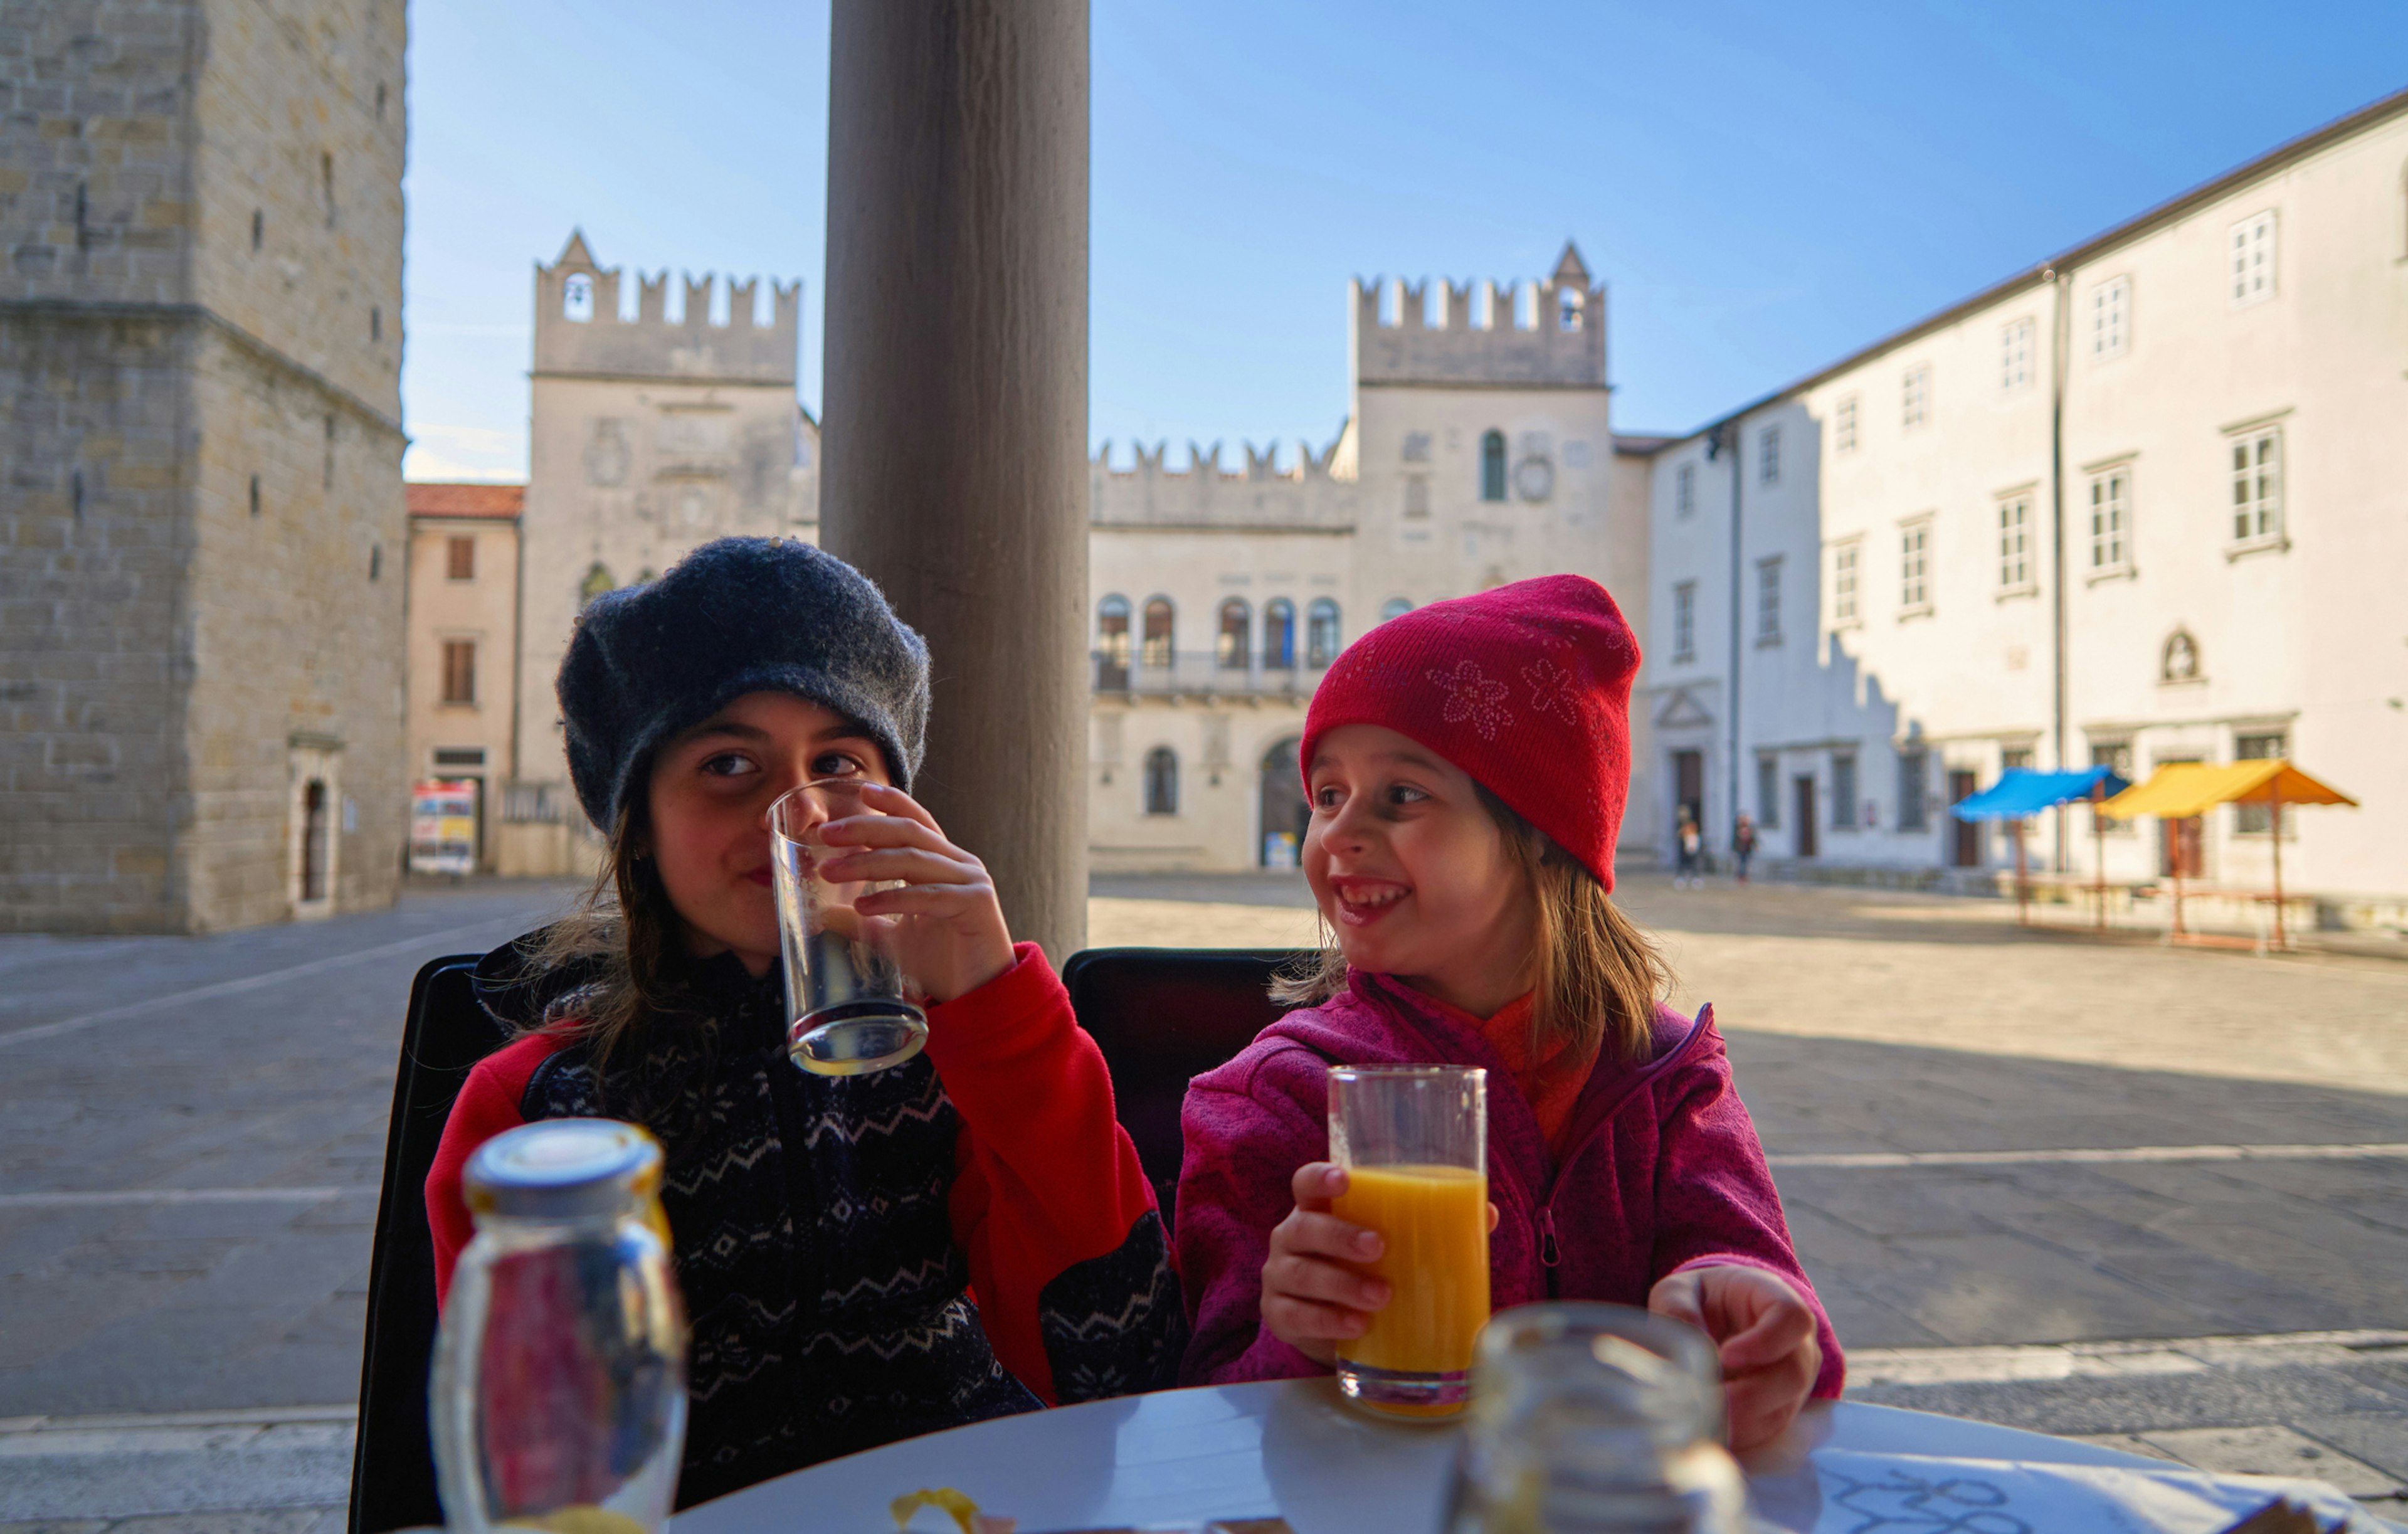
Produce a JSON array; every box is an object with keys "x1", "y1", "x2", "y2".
[{"x1": 1175, "y1": 968, "x2": 1846, "y2": 1398}]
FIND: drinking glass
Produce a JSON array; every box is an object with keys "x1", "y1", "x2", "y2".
[
  {"x1": 1443, "y1": 1302, "x2": 1751, "y2": 1534},
  {"x1": 1327, "y1": 1063, "x2": 1489, "y2": 1417},
  {"x1": 768, "y1": 779, "x2": 930, "y2": 1077}
]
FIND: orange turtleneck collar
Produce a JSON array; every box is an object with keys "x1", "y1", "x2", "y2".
[{"x1": 1421, "y1": 989, "x2": 1599, "y2": 1160}]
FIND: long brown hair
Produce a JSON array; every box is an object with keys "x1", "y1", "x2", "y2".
[
  {"x1": 1270, "y1": 785, "x2": 1670, "y2": 1064},
  {"x1": 518, "y1": 801, "x2": 685, "y2": 1082}
]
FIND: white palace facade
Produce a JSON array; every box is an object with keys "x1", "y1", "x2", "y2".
[
  {"x1": 414, "y1": 88, "x2": 2405, "y2": 923},
  {"x1": 1639, "y1": 90, "x2": 2408, "y2": 926}
]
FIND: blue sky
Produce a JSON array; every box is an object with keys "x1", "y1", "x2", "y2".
[{"x1": 400, "y1": 1, "x2": 2408, "y2": 481}]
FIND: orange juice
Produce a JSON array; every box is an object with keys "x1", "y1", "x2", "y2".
[{"x1": 1332, "y1": 1163, "x2": 1490, "y2": 1389}]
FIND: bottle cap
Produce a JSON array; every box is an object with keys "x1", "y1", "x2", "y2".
[{"x1": 465, "y1": 1118, "x2": 662, "y2": 1222}]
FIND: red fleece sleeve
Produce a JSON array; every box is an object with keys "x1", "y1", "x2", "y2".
[
  {"x1": 426, "y1": 1034, "x2": 561, "y2": 1308},
  {"x1": 930, "y1": 943, "x2": 1158, "y2": 1405}
]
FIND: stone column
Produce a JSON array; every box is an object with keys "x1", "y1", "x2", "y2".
[{"x1": 821, "y1": 0, "x2": 1090, "y2": 961}]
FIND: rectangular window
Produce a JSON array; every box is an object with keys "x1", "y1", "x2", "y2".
[
  {"x1": 2091, "y1": 277, "x2": 2129, "y2": 359},
  {"x1": 1898, "y1": 747, "x2": 1929, "y2": 831},
  {"x1": 445, "y1": 536, "x2": 475, "y2": 581},
  {"x1": 1403, "y1": 475, "x2": 1430, "y2": 519},
  {"x1": 1759, "y1": 425, "x2": 1780, "y2": 485},
  {"x1": 1756, "y1": 557, "x2": 1782, "y2": 644},
  {"x1": 2091, "y1": 738, "x2": 2133, "y2": 833},
  {"x1": 1756, "y1": 753, "x2": 1781, "y2": 828},
  {"x1": 2000, "y1": 319, "x2": 2033, "y2": 393},
  {"x1": 2088, "y1": 467, "x2": 2131, "y2": 573},
  {"x1": 1831, "y1": 540, "x2": 1860, "y2": 627},
  {"x1": 1899, "y1": 520, "x2": 1931, "y2": 615},
  {"x1": 1835, "y1": 394, "x2": 1858, "y2": 453},
  {"x1": 1901, "y1": 366, "x2": 1930, "y2": 429},
  {"x1": 441, "y1": 639, "x2": 477, "y2": 706},
  {"x1": 2234, "y1": 731, "x2": 2286, "y2": 833},
  {"x1": 1672, "y1": 581, "x2": 1697, "y2": 662},
  {"x1": 1832, "y1": 752, "x2": 1858, "y2": 829},
  {"x1": 2229, "y1": 426, "x2": 2283, "y2": 545},
  {"x1": 1675, "y1": 462, "x2": 1696, "y2": 519},
  {"x1": 2230, "y1": 211, "x2": 2276, "y2": 307},
  {"x1": 1997, "y1": 494, "x2": 2033, "y2": 591}
]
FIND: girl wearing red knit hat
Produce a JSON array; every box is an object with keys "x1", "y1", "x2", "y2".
[{"x1": 1173, "y1": 574, "x2": 1842, "y2": 1448}]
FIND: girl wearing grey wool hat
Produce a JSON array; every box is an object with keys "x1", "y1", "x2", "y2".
[{"x1": 425, "y1": 538, "x2": 1183, "y2": 1508}]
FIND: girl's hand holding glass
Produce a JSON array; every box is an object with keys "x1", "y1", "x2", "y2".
[
  {"x1": 807, "y1": 781, "x2": 1015, "y2": 1005},
  {"x1": 1647, "y1": 1264, "x2": 1822, "y2": 1451},
  {"x1": 1260, "y1": 1160, "x2": 1499, "y2": 1367}
]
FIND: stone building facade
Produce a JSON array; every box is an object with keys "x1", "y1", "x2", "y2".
[
  {"x1": 463, "y1": 238, "x2": 1649, "y2": 879},
  {"x1": 500, "y1": 234, "x2": 818, "y2": 871},
  {"x1": 1640, "y1": 90, "x2": 2408, "y2": 923},
  {"x1": 1086, "y1": 245, "x2": 1651, "y2": 870},
  {"x1": 403, "y1": 483, "x2": 521, "y2": 872},
  {"x1": 3, "y1": 0, "x2": 409, "y2": 932}
]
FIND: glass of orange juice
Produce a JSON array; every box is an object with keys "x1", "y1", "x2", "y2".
[{"x1": 1328, "y1": 1064, "x2": 1488, "y2": 1419}]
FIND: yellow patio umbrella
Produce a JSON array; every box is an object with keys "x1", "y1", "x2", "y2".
[{"x1": 2101, "y1": 761, "x2": 2358, "y2": 948}]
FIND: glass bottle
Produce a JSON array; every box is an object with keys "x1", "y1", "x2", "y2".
[
  {"x1": 1445, "y1": 1302, "x2": 1753, "y2": 1534},
  {"x1": 432, "y1": 1119, "x2": 689, "y2": 1533}
]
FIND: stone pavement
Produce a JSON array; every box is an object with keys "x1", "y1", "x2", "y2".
[{"x1": 3, "y1": 870, "x2": 2405, "y2": 1522}]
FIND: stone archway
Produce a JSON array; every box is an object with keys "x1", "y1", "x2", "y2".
[{"x1": 1257, "y1": 735, "x2": 1308, "y2": 868}]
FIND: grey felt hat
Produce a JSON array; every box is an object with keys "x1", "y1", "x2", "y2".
[{"x1": 555, "y1": 537, "x2": 931, "y2": 832}]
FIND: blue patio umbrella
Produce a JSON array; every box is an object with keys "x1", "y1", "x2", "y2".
[{"x1": 1948, "y1": 767, "x2": 2131, "y2": 926}]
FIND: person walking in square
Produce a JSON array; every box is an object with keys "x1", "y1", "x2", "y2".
[
  {"x1": 1676, "y1": 806, "x2": 1704, "y2": 889},
  {"x1": 1733, "y1": 812, "x2": 1758, "y2": 883}
]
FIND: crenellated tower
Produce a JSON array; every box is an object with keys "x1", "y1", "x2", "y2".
[
  {"x1": 1351, "y1": 243, "x2": 1605, "y2": 389},
  {"x1": 535, "y1": 230, "x2": 800, "y2": 384}
]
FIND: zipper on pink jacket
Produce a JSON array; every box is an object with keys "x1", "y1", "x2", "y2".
[{"x1": 1531, "y1": 1003, "x2": 1714, "y2": 1283}]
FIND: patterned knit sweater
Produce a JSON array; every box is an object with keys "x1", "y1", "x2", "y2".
[{"x1": 428, "y1": 941, "x2": 1183, "y2": 1508}]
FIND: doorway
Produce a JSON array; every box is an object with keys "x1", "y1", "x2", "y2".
[
  {"x1": 2162, "y1": 817, "x2": 2205, "y2": 879},
  {"x1": 299, "y1": 780, "x2": 330, "y2": 902},
  {"x1": 1949, "y1": 770, "x2": 1982, "y2": 867},
  {"x1": 2155, "y1": 756, "x2": 2205, "y2": 879},
  {"x1": 1257, "y1": 735, "x2": 1309, "y2": 868},
  {"x1": 1792, "y1": 776, "x2": 1817, "y2": 858},
  {"x1": 1671, "y1": 749, "x2": 1704, "y2": 850}
]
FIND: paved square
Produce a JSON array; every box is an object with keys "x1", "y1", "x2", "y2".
[{"x1": 3, "y1": 869, "x2": 2405, "y2": 1520}]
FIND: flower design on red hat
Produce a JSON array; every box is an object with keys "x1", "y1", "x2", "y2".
[
  {"x1": 1427, "y1": 660, "x2": 1513, "y2": 740},
  {"x1": 1523, "y1": 657, "x2": 1581, "y2": 726}
]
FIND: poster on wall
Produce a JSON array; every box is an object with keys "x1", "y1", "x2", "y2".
[{"x1": 410, "y1": 780, "x2": 478, "y2": 876}]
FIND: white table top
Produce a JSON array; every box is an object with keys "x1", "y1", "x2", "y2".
[{"x1": 673, "y1": 1379, "x2": 2172, "y2": 1533}]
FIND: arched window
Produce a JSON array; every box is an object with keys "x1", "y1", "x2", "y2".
[
  {"x1": 1216, "y1": 598, "x2": 1251, "y2": 670},
  {"x1": 1143, "y1": 746, "x2": 1179, "y2": 816},
  {"x1": 563, "y1": 272, "x2": 594, "y2": 322},
  {"x1": 1096, "y1": 595, "x2": 1131, "y2": 689},
  {"x1": 1558, "y1": 289, "x2": 1583, "y2": 332},
  {"x1": 1259, "y1": 734, "x2": 1307, "y2": 867},
  {"x1": 1480, "y1": 430, "x2": 1507, "y2": 502},
  {"x1": 1141, "y1": 597, "x2": 1175, "y2": 669},
  {"x1": 578, "y1": 562, "x2": 614, "y2": 608},
  {"x1": 1379, "y1": 597, "x2": 1413, "y2": 623},
  {"x1": 1307, "y1": 598, "x2": 1342, "y2": 667},
  {"x1": 1262, "y1": 598, "x2": 1296, "y2": 669}
]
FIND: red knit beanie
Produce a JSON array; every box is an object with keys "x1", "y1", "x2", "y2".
[{"x1": 1300, "y1": 574, "x2": 1640, "y2": 891}]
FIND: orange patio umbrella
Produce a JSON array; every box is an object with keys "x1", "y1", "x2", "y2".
[{"x1": 2100, "y1": 761, "x2": 2358, "y2": 949}]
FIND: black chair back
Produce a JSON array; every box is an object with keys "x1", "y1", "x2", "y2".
[
  {"x1": 349, "y1": 951, "x2": 504, "y2": 1533},
  {"x1": 1059, "y1": 946, "x2": 1297, "y2": 1232}
]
